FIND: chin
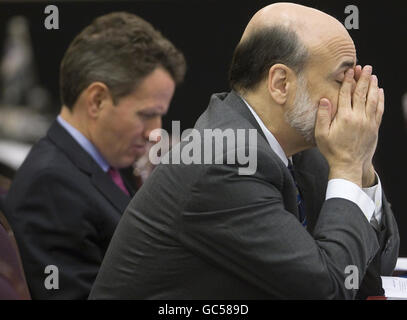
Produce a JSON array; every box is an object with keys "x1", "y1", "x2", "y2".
[{"x1": 113, "y1": 157, "x2": 137, "y2": 169}]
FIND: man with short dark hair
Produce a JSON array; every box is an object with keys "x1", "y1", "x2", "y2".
[
  {"x1": 5, "y1": 12, "x2": 186, "y2": 299},
  {"x1": 90, "y1": 3, "x2": 399, "y2": 299}
]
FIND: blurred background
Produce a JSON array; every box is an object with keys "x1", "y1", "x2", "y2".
[{"x1": 0, "y1": 0, "x2": 406, "y2": 254}]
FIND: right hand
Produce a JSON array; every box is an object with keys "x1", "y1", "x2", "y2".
[{"x1": 314, "y1": 65, "x2": 384, "y2": 187}]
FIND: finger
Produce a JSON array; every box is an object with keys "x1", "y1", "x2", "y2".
[
  {"x1": 352, "y1": 65, "x2": 362, "y2": 94},
  {"x1": 354, "y1": 65, "x2": 362, "y2": 82},
  {"x1": 376, "y1": 88, "x2": 385, "y2": 126},
  {"x1": 366, "y1": 75, "x2": 379, "y2": 119},
  {"x1": 337, "y1": 68, "x2": 354, "y2": 115},
  {"x1": 353, "y1": 65, "x2": 373, "y2": 114},
  {"x1": 315, "y1": 98, "x2": 332, "y2": 140}
]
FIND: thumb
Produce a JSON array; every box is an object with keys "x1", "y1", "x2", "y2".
[{"x1": 315, "y1": 98, "x2": 332, "y2": 139}]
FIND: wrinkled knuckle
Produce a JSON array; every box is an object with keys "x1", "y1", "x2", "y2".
[
  {"x1": 342, "y1": 113, "x2": 353, "y2": 124},
  {"x1": 339, "y1": 91, "x2": 349, "y2": 100},
  {"x1": 369, "y1": 94, "x2": 378, "y2": 105},
  {"x1": 355, "y1": 94, "x2": 367, "y2": 105}
]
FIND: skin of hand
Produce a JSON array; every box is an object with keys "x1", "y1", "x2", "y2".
[
  {"x1": 314, "y1": 65, "x2": 385, "y2": 188},
  {"x1": 354, "y1": 65, "x2": 383, "y2": 187}
]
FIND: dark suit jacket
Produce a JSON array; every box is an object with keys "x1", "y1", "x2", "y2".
[
  {"x1": 90, "y1": 91, "x2": 399, "y2": 300},
  {"x1": 5, "y1": 121, "x2": 135, "y2": 299}
]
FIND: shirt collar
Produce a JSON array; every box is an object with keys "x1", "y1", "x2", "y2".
[
  {"x1": 240, "y1": 96, "x2": 290, "y2": 167},
  {"x1": 57, "y1": 115, "x2": 110, "y2": 172}
]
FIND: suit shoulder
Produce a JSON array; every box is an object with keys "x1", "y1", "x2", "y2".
[
  {"x1": 7, "y1": 137, "x2": 85, "y2": 204},
  {"x1": 17, "y1": 136, "x2": 78, "y2": 177}
]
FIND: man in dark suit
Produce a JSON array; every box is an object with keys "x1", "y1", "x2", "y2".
[
  {"x1": 90, "y1": 3, "x2": 399, "y2": 299},
  {"x1": 5, "y1": 12, "x2": 186, "y2": 299}
]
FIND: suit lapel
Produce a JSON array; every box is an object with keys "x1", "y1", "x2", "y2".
[
  {"x1": 47, "y1": 120, "x2": 132, "y2": 214},
  {"x1": 223, "y1": 91, "x2": 301, "y2": 220},
  {"x1": 91, "y1": 171, "x2": 131, "y2": 214},
  {"x1": 211, "y1": 93, "x2": 329, "y2": 231}
]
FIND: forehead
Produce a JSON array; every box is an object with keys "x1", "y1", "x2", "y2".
[
  {"x1": 133, "y1": 68, "x2": 175, "y2": 99},
  {"x1": 307, "y1": 35, "x2": 357, "y2": 74},
  {"x1": 115, "y1": 68, "x2": 175, "y2": 112}
]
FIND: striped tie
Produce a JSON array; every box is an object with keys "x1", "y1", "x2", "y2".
[{"x1": 287, "y1": 159, "x2": 307, "y2": 227}]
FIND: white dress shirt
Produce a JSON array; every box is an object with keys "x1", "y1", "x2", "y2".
[{"x1": 240, "y1": 96, "x2": 383, "y2": 226}]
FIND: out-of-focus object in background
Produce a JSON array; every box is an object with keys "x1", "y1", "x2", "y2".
[
  {"x1": 0, "y1": 139, "x2": 31, "y2": 172},
  {"x1": 402, "y1": 92, "x2": 407, "y2": 130},
  {"x1": 132, "y1": 142, "x2": 155, "y2": 186},
  {"x1": 132, "y1": 131, "x2": 181, "y2": 185},
  {"x1": 0, "y1": 140, "x2": 31, "y2": 212},
  {"x1": 393, "y1": 257, "x2": 407, "y2": 277},
  {"x1": 0, "y1": 210, "x2": 31, "y2": 300},
  {"x1": 0, "y1": 16, "x2": 50, "y2": 111},
  {"x1": 0, "y1": 107, "x2": 51, "y2": 143},
  {"x1": 0, "y1": 16, "x2": 52, "y2": 144}
]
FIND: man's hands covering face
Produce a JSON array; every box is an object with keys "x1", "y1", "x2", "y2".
[{"x1": 315, "y1": 65, "x2": 384, "y2": 188}]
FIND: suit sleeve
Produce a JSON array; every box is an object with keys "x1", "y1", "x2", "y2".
[
  {"x1": 7, "y1": 169, "x2": 103, "y2": 299},
  {"x1": 379, "y1": 193, "x2": 400, "y2": 275},
  {"x1": 178, "y1": 152, "x2": 381, "y2": 299},
  {"x1": 356, "y1": 191, "x2": 400, "y2": 299}
]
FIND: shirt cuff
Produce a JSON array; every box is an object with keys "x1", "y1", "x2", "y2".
[
  {"x1": 326, "y1": 179, "x2": 375, "y2": 222},
  {"x1": 362, "y1": 173, "x2": 383, "y2": 225}
]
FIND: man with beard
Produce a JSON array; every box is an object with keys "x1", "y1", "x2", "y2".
[{"x1": 90, "y1": 3, "x2": 399, "y2": 299}]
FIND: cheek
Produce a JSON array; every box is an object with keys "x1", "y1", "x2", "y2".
[
  {"x1": 132, "y1": 117, "x2": 145, "y2": 134},
  {"x1": 316, "y1": 87, "x2": 340, "y2": 119},
  {"x1": 95, "y1": 113, "x2": 115, "y2": 141},
  {"x1": 116, "y1": 111, "x2": 143, "y2": 134},
  {"x1": 122, "y1": 117, "x2": 145, "y2": 144}
]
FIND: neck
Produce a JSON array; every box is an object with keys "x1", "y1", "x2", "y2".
[
  {"x1": 59, "y1": 105, "x2": 92, "y2": 141},
  {"x1": 242, "y1": 92, "x2": 311, "y2": 157}
]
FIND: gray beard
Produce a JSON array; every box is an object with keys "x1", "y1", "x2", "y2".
[{"x1": 284, "y1": 75, "x2": 318, "y2": 145}]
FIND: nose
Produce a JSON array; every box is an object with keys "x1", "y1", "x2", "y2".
[{"x1": 144, "y1": 116, "x2": 162, "y2": 141}]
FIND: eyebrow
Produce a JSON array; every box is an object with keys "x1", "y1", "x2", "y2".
[
  {"x1": 329, "y1": 58, "x2": 358, "y2": 78},
  {"x1": 138, "y1": 107, "x2": 167, "y2": 115},
  {"x1": 336, "y1": 57, "x2": 358, "y2": 71}
]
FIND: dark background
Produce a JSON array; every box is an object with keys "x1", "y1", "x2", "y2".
[{"x1": 0, "y1": 0, "x2": 406, "y2": 254}]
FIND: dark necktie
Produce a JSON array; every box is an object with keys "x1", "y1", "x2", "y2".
[
  {"x1": 108, "y1": 167, "x2": 130, "y2": 196},
  {"x1": 287, "y1": 159, "x2": 307, "y2": 227}
]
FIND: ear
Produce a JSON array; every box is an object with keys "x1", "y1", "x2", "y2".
[
  {"x1": 83, "y1": 82, "x2": 112, "y2": 119},
  {"x1": 267, "y1": 64, "x2": 295, "y2": 105}
]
